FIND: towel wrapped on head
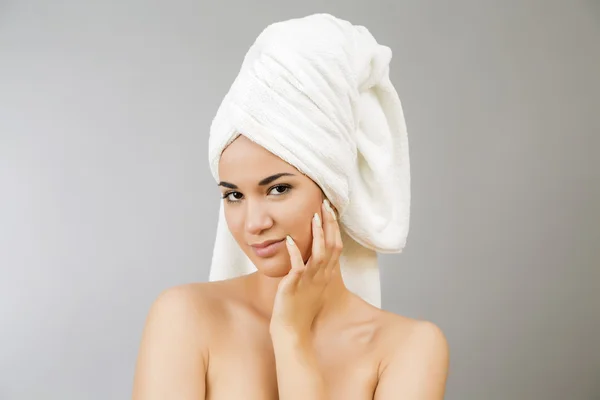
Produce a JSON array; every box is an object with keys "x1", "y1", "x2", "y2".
[{"x1": 207, "y1": 13, "x2": 410, "y2": 308}]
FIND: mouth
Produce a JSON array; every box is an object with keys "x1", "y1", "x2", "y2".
[
  {"x1": 250, "y1": 239, "x2": 283, "y2": 248},
  {"x1": 250, "y1": 239, "x2": 285, "y2": 257}
]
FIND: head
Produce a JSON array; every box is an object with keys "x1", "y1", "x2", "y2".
[{"x1": 217, "y1": 134, "x2": 337, "y2": 277}]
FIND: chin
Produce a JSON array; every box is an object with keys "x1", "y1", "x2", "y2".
[{"x1": 251, "y1": 256, "x2": 291, "y2": 278}]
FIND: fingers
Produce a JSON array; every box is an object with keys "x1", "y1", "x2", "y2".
[
  {"x1": 287, "y1": 198, "x2": 343, "y2": 287},
  {"x1": 307, "y1": 199, "x2": 340, "y2": 281},
  {"x1": 306, "y1": 211, "x2": 325, "y2": 279},
  {"x1": 322, "y1": 199, "x2": 342, "y2": 276},
  {"x1": 282, "y1": 235, "x2": 305, "y2": 291}
]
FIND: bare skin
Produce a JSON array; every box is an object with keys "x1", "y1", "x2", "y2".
[{"x1": 132, "y1": 135, "x2": 449, "y2": 399}]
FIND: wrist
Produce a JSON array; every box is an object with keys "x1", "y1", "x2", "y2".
[{"x1": 269, "y1": 323, "x2": 311, "y2": 344}]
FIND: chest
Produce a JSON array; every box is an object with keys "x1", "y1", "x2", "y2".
[{"x1": 205, "y1": 323, "x2": 380, "y2": 400}]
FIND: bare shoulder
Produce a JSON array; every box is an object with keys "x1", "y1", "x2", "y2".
[
  {"x1": 142, "y1": 282, "x2": 218, "y2": 321},
  {"x1": 140, "y1": 279, "x2": 240, "y2": 330},
  {"x1": 378, "y1": 311, "x2": 449, "y2": 358},
  {"x1": 372, "y1": 310, "x2": 449, "y2": 399},
  {"x1": 131, "y1": 281, "x2": 234, "y2": 399}
]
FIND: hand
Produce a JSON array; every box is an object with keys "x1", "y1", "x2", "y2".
[{"x1": 270, "y1": 199, "x2": 343, "y2": 336}]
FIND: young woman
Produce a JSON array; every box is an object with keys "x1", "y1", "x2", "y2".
[{"x1": 132, "y1": 135, "x2": 449, "y2": 399}]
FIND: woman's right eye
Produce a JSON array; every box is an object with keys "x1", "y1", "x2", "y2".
[{"x1": 222, "y1": 192, "x2": 242, "y2": 203}]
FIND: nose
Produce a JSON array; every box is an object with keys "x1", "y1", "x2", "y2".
[{"x1": 244, "y1": 199, "x2": 274, "y2": 235}]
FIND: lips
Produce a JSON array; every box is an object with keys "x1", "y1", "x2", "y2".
[
  {"x1": 250, "y1": 239, "x2": 283, "y2": 249},
  {"x1": 250, "y1": 238, "x2": 285, "y2": 257}
]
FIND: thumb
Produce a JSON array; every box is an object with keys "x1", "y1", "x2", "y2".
[{"x1": 278, "y1": 262, "x2": 305, "y2": 294}]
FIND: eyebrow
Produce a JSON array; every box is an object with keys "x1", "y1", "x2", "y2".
[{"x1": 218, "y1": 172, "x2": 296, "y2": 189}]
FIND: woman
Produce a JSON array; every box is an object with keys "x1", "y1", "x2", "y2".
[{"x1": 133, "y1": 13, "x2": 449, "y2": 400}]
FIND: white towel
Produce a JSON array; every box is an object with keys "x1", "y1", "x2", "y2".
[{"x1": 207, "y1": 13, "x2": 410, "y2": 308}]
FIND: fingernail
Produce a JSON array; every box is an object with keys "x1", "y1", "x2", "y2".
[
  {"x1": 286, "y1": 235, "x2": 294, "y2": 246},
  {"x1": 313, "y1": 212, "x2": 321, "y2": 227},
  {"x1": 323, "y1": 199, "x2": 336, "y2": 221}
]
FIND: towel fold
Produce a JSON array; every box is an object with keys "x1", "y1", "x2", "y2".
[{"x1": 207, "y1": 13, "x2": 410, "y2": 308}]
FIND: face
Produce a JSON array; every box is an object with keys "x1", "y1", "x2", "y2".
[{"x1": 218, "y1": 134, "x2": 328, "y2": 277}]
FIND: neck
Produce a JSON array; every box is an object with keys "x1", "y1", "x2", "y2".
[{"x1": 246, "y1": 264, "x2": 355, "y2": 333}]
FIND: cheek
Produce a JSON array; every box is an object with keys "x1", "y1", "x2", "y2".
[
  {"x1": 286, "y1": 194, "x2": 323, "y2": 258},
  {"x1": 224, "y1": 209, "x2": 245, "y2": 240},
  {"x1": 287, "y1": 213, "x2": 315, "y2": 263}
]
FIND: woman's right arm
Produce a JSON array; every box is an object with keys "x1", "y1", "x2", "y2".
[{"x1": 132, "y1": 286, "x2": 208, "y2": 400}]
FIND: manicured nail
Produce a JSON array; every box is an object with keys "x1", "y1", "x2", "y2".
[
  {"x1": 313, "y1": 212, "x2": 321, "y2": 227},
  {"x1": 286, "y1": 235, "x2": 294, "y2": 246},
  {"x1": 323, "y1": 199, "x2": 336, "y2": 221}
]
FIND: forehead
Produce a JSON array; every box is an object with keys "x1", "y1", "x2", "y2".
[{"x1": 218, "y1": 134, "x2": 297, "y2": 179}]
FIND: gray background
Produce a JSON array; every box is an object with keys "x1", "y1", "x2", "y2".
[{"x1": 1, "y1": 0, "x2": 598, "y2": 399}]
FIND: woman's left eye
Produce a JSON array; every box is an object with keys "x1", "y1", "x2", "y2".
[{"x1": 270, "y1": 184, "x2": 291, "y2": 195}]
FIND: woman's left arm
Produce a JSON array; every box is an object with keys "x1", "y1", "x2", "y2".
[
  {"x1": 374, "y1": 321, "x2": 450, "y2": 399},
  {"x1": 268, "y1": 199, "x2": 340, "y2": 400},
  {"x1": 270, "y1": 327, "x2": 329, "y2": 400}
]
